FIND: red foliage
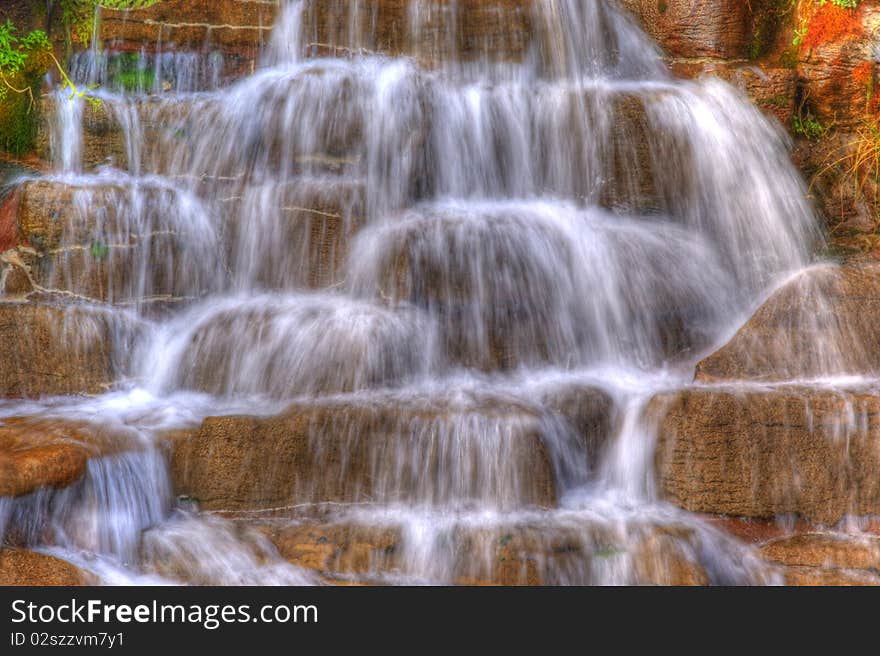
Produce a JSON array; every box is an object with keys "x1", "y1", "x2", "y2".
[
  {"x1": 803, "y1": 3, "x2": 864, "y2": 50},
  {"x1": 853, "y1": 61, "x2": 874, "y2": 86}
]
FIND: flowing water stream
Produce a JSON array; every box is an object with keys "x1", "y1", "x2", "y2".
[{"x1": 0, "y1": 0, "x2": 838, "y2": 584}]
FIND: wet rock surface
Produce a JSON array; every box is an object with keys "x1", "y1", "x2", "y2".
[
  {"x1": 258, "y1": 516, "x2": 737, "y2": 585},
  {"x1": 653, "y1": 387, "x2": 880, "y2": 525},
  {"x1": 760, "y1": 532, "x2": 880, "y2": 585},
  {"x1": 0, "y1": 549, "x2": 89, "y2": 586},
  {"x1": 695, "y1": 263, "x2": 880, "y2": 382},
  {"x1": 169, "y1": 396, "x2": 559, "y2": 511},
  {"x1": 0, "y1": 302, "x2": 122, "y2": 397}
]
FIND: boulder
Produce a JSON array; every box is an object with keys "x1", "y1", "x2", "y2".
[
  {"x1": 169, "y1": 395, "x2": 558, "y2": 511},
  {"x1": 695, "y1": 263, "x2": 880, "y2": 382},
  {"x1": 0, "y1": 301, "x2": 123, "y2": 397},
  {"x1": 653, "y1": 387, "x2": 880, "y2": 525},
  {"x1": 0, "y1": 416, "x2": 144, "y2": 497},
  {"x1": 0, "y1": 549, "x2": 88, "y2": 586}
]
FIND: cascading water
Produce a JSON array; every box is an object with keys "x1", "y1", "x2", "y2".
[{"x1": 1, "y1": 0, "x2": 834, "y2": 585}]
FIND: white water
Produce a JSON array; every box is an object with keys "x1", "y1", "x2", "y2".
[{"x1": 1, "y1": 0, "x2": 841, "y2": 585}]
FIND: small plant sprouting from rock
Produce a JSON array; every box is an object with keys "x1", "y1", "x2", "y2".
[
  {"x1": 90, "y1": 241, "x2": 110, "y2": 260},
  {"x1": 792, "y1": 109, "x2": 827, "y2": 140}
]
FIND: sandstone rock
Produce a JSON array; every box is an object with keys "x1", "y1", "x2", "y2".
[
  {"x1": 620, "y1": 0, "x2": 752, "y2": 59},
  {"x1": 761, "y1": 532, "x2": 880, "y2": 570},
  {"x1": 264, "y1": 522, "x2": 400, "y2": 581},
  {"x1": 169, "y1": 395, "x2": 557, "y2": 511},
  {"x1": 37, "y1": 97, "x2": 128, "y2": 171},
  {"x1": 224, "y1": 178, "x2": 366, "y2": 289},
  {"x1": 669, "y1": 62, "x2": 797, "y2": 125},
  {"x1": 261, "y1": 517, "x2": 720, "y2": 585},
  {"x1": 0, "y1": 549, "x2": 88, "y2": 586},
  {"x1": 0, "y1": 416, "x2": 144, "y2": 497},
  {"x1": 98, "y1": 0, "x2": 278, "y2": 55},
  {"x1": 653, "y1": 387, "x2": 880, "y2": 524},
  {"x1": 303, "y1": 0, "x2": 534, "y2": 67},
  {"x1": 0, "y1": 301, "x2": 123, "y2": 397},
  {"x1": 540, "y1": 383, "x2": 615, "y2": 474},
  {"x1": 696, "y1": 264, "x2": 880, "y2": 382},
  {"x1": 4, "y1": 179, "x2": 219, "y2": 304},
  {"x1": 781, "y1": 565, "x2": 880, "y2": 585}
]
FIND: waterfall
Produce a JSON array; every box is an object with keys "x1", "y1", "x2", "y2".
[{"x1": 0, "y1": 0, "x2": 828, "y2": 585}]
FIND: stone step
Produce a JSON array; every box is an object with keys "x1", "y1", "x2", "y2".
[
  {"x1": 168, "y1": 393, "x2": 563, "y2": 511},
  {"x1": 0, "y1": 301, "x2": 137, "y2": 398},
  {"x1": 760, "y1": 532, "x2": 880, "y2": 586},
  {"x1": 301, "y1": 0, "x2": 534, "y2": 68},
  {"x1": 3, "y1": 176, "x2": 366, "y2": 302},
  {"x1": 91, "y1": 0, "x2": 539, "y2": 70},
  {"x1": 349, "y1": 201, "x2": 720, "y2": 371},
  {"x1": 1, "y1": 178, "x2": 222, "y2": 305},
  {"x1": 167, "y1": 384, "x2": 613, "y2": 513},
  {"x1": 147, "y1": 292, "x2": 437, "y2": 399},
  {"x1": 222, "y1": 177, "x2": 366, "y2": 290},
  {"x1": 696, "y1": 263, "x2": 880, "y2": 383},
  {"x1": 250, "y1": 512, "x2": 773, "y2": 585},
  {"x1": 37, "y1": 77, "x2": 681, "y2": 216},
  {"x1": 652, "y1": 386, "x2": 880, "y2": 525}
]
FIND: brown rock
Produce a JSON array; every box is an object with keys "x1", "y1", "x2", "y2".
[
  {"x1": 653, "y1": 387, "x2": 880, "y2": 524},
  {"x1": 0, "y1": 549, "x2": 88, "y2": 586},
  {"x1": 619, "y1": 0, "x2": 752, "y2": 59},
  {"x1": 0, "y1": 416, "x2": 142, "y2": 497},
  {"x1": 540, "y1": 383, "x2": 615, "y2": 472},
  {"x1": 260, "y1": 517, "x2": 715, "y2": 585},
  {"x1": 695, "y1": 263, "x2": 880, "y2": 383},
  {"x1": 169, "y1": 395, "x2": 558, "y2": 511},
  {"x1": 0, "y1": 301, "x2": 121, "y2": 397},
  {"x1": 98, "y1": 0, "x2": 278, "y2": 55},
  {"x1": 224, "y1": 178, "x2": 366, "y2": 289},
  {"x1": 761, "y1": 532, "x2": 880, "y2": 571},
  {"x1": 5, "y1": 178, "x2": 217, "y2": 304},
  {"x1": 669, "y1": 61, "x2": 797, "y2": 125},
  {"x1": 781, "y1": 565, "x2": 880, "y2": 585},
  {"x1": 265, "y1": 522, "x2": 400, "y2": 580},
  {"x1": 303, "y1": 0, "x2": 534, "y2": 66}
]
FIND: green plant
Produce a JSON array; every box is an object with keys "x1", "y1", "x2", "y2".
[
  {"x1": 792, "y1": 110, "x2": 827, "y2": 140},
  {"x1": 0, "y1": 17, "x2": 99, "y2": 156},
  {"x1": 0, "y1": 21, "x2": 52, "y2": 154}
]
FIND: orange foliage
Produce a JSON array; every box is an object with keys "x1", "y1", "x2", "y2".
[
  {"x1": 803, "y1": 3, "x2": 863, "y2": 50},
  {"x1": 853, "y1": 61, "x2": 874, "y2": 86}
]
